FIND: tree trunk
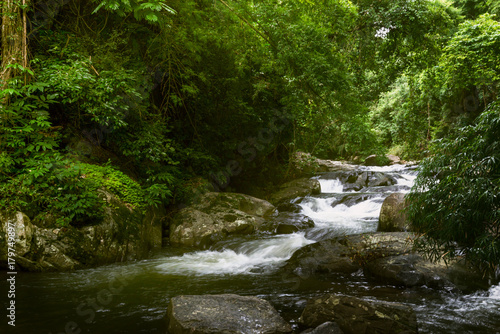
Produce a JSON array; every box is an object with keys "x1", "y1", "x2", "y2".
[{"x1": 1, "y1": 0, "x2": 30, "y2": 90}]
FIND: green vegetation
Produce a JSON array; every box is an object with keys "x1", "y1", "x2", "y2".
[
  {"x1": 407, "y1": 102, "x2": 500, "y2": 274},
  {"x1": 0, "y1": 0, "x2": 499, "y2": 270}
]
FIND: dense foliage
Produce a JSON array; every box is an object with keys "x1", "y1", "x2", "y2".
[
  {"x1": 0, "y1": 0, "x2": 499, "y2": 269},
  {"x1": 407, "y1": 102, "x2": 500, "y2": 274}
]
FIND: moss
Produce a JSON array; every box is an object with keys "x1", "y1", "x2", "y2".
[{"x1": 81, "y1": 162, "x2": 148, "y2": 211}]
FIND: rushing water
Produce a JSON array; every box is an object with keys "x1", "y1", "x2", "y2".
[{"x1": 2, "y1": 164, "x2": 500, "y2": 334}]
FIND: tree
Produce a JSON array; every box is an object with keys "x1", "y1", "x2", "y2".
[
  {"x1": 438, "y1": 13, "x2": 500, "y2": 110},
  {"x1": 407, "y1": 101, "x2": 500, "y2": 275},
  {"x1": 1, "y1": 0, "x2": 31, "y2": 89}
]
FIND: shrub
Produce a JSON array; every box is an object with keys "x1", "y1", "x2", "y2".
[{"x1": 407, "y1": 101, "x2": 500, "y2": 275}]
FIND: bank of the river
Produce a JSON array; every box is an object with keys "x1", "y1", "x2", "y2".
[{"x1": 1, "y1": 160, "x2": 499, "y2": 334}]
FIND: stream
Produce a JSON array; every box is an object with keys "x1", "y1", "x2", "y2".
[{"x1": 2, "y1": 164, "x2": 500, "y2": 334}]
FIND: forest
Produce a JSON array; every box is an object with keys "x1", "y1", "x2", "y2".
[{"x1": 1, "y1": 0, "x2": 499, "y2": 272}]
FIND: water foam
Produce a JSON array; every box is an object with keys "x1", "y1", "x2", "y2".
[
  {"x1": 318, "y1": 179, "x2": 344, "y2": 193},
  {"x1": 489, "y1": 284, "x2": 500, "y2": 299},
  {"x1": 299, "y1": 196, "x2": 383, "y2": 234},
  {"x1": 155, "y1": 233, "x2": 314, "y2": 275}
]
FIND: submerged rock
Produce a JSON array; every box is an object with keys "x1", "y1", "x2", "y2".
[
  {"x1": 166, "y1": 294, "x2": 292, "y2": 334},
  {"x1": 300, "y1": 294, "x2": 418, "y2": 334}
]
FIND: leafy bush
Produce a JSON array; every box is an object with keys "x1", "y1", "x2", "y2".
[
  {"x1": 437, "y1": 13, "x2": 500, "y2": 121},
  {"x1": 0, "y1": 70, "x2": 171, "y2": 227},
  {"x1": 0, "y1": 156, "x2": 170, "y2": 226},
  {"x1": 407, "y1": 101, "x2": 500, "y2": 274}
]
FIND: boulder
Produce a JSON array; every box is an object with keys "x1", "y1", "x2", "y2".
[
  {"x1": 365, "y1": 253, "x2": 491, "y2": 293},
  {"x1": 276, "y1": 202, "x2": 303, "y2": 213},
  {"x1": 364, "y1": 155, "x2": 384, "y2": 166},
  {"x1": 299, "y1": 294, "x2": 418, "y2": 334},
  {"x1": 169, "y1": 192, "x2": 276, "y2": 247},
  {"x1": 386, "y1": 155, "x2": 401, "y2": 165},
  {"x1": 166, "y1": 294, "x2": 292, "y2": 334},
  {"x1": 0, "y1": 212, "x2": 33, "y2": 257},
  {"x1": 367, "y1": 172, "x2": 397, "y2": 188},
  {"x1": 269, "y1": 178, "x2": 321, "y2": 205},
  {"x1": 339, "y1": 194, "x2": 379, "y2": 207},
  {"x1": 170, "y1": 207, "x2": 264, "y2": 247},
  {"x1": 263, "y1": 212, "x2": 315, "y2": 234},
  {"x1": 378, "y1": 193, "x2": 409, "y2": 232},
  {"x1": 343, "y1": 172, "x2": 368, "y2": 192},
  {"x1": 340, "y1": 171, "x2": 396, "y2": 192},
  {"x1": 364, "y1": 155, "x2": 395, "y2": 167},
  {"x1": 0, "y1": 191, "x2": 165, "y2": 272},
  {"x1": 281, "y1": 232, "x2": 414, "y2": 280},
  {"x1": 291, "y1": 152, "x2": 357, "y2": 175},
  {"x1": 302, "y1": 322, "x2": 345, "y2": 334},
  {"x1": 315, "y1": 159, "x2": 358, "y2": 173},
  {"x1": 281, "y1": 231, "x2": 487, "y2": 292},
  {"x1": 364, "y1": 254, "x2": 447, "y2": 289},
  {"x1": 192, "y1": 192, "x2": 276, "y2": 217}
]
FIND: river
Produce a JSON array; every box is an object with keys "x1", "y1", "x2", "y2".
[{"x1": 2, "y1": 164, "x2": 500, "y2": 333}]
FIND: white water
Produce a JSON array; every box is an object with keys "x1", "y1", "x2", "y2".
[
  {"x1": 395, "y1": 173, "x2": 417, "y2": 191},
  {"x1": 489, "y1": 283, "x2": 500, "y2": 299},
  {"x1": 155, "y1": 233, "x2": 314, "y2": 275},
  {"x1": 318, "y1": 178, "x2": 344, "y2": 193},
  {"x1": 359, "y1": 164, "x2": 413, "y2": 173},
  {"x1": 299, "y1": 196, "x2": 383, "y2": 231}
]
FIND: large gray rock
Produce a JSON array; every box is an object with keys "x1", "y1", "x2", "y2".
[
  {"x1": 262, "y1": 212, "x2": 315, "y2": 234},
  {"x1": 0, "y1": 191, "x2": 165, "y2": 272},
  {"x1": 365, "y1": 253, "x2": 491, "y2": 293},
  {"x1": 192, "y1": 192, "x2": 276, "y2": 217},
  {"x1": 169, "y1": 192, "x2": 275, "y2": 247},
  {"x1": 282, "y1": 233, "x2": 414, "y2": 280},
  {"x1": 338, "y1": 171, "x2": 397, "y2": 192},
  {"x1": 302, "y1": 322, "x2": 345, "y2": 334},
  {"x1": 166, "y1": 294, "x2": 292, "y2": 334},
  {"x1": 170, "y1": 207, "x2": 264, "y2": 247},
  {"x1": 386, "y1": 154, "x2": 401, "y2": 165},
  {"x1": 368, "y1": 172, "x2": 396, "y2": 187},
  {"x1": 291, "y1": 152, "x2": 358, "y2": 175},
  {"x1": 300, "y1": 294, "x2": 418, "y2": 334},
  {"x1": 378, "y1": 193, "x2": 409, "y2": 232},
  {"x1": 269, "y1": 178, "x2": 321, "y2": 205},
  {"x1": 281, "y1": 231, "x2": 487, "y2": 292},
  {"x1": 364, "y1": 254, "x2": 447, "y2": 289},
  {"x1": 0, "y1": 212, "x2": 34, "y2": 257}
]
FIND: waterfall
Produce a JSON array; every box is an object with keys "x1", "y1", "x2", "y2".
[{"x1": 317, "y1": 178, "x2": 344, "y2": 193}]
